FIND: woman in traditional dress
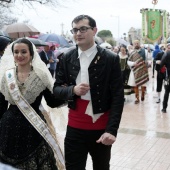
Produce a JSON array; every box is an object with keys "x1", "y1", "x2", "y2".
[
  {"x1": 118, "y1": 45, "x2": 131, "y2": 100},
  {"x1": 0, "y1": 38, "x2": 65, "y2": 170}
]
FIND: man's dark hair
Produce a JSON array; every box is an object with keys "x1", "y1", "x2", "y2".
[
  {"x1": 71, "y1": 15, "x2": 96, "y2": 28},
  {"x1": 0, "y1": 36, "x2": 11, "y2": 52},
  {"x1": 12, "y1": 38, "x2": 34, "y2": 57}
]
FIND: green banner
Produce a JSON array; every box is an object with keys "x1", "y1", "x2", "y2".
[{"x1": 146, "y1": 10, "x2": 162, "y2": 42}]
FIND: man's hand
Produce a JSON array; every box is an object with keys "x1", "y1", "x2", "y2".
[
  {"x1": 73, "y1": 83, "x2": 90, "y2": 96},
  {"x1": 134, "y1": 62, "x2": 143, "y2": 68},
  {"x1": 49, "y1": 59, "x2": 54, "y2": 63},
  {"x1": 156, "y1": 60, "x2": 161, "y2": 64},
  {"x1": 96, "y1": 132, "x2": 116, "y2": 145}
]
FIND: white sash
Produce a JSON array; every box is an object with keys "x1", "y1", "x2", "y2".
[{"x1": 5, "y1": 68, "x2": 65, "y2": 170}]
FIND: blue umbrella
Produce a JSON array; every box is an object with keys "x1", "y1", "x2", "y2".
[{"x1": 38, "y1": 33, "x2": 70, "y2": 47}]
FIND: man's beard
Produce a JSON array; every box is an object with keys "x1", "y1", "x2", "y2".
[{"x1": 135, "y1": 46, "x2": 140, "y2": 49}]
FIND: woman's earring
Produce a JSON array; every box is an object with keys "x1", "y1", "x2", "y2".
[
  {"x1": 14, "y1": 61, "x2": 18, "y2": 67},
  {"x1": 30, "y1": 60, "x2": 32, "y2": 66}
]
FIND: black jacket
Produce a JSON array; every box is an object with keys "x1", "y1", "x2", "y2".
[
  {"x1": 53, "y1": 46, "x2": 124, "y2": 136},
  {"x1": 155, "y1": 51, "x2": 164, "y2": 71},
  {"x1": 39, "y1": 50, "x2": 49, "y2": 65},
  {"x1": 160, "y1": 51, "x2": 170, "y2": 77}
]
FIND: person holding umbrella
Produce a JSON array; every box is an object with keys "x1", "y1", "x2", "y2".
[{"x1": 0, "y1": 36, "x2": 11, "y2": 60}]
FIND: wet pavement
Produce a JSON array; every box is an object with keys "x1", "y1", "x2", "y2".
[{"x1": 46, "y1": 68, "x2": 170, "y2": 170}]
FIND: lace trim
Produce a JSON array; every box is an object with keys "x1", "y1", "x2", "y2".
[
  {"x1": 0, "y1": 70, "x2": 47, "y2": 105},
  {"x1": 119, "y1": 52, "x2": 128, "y2": 59}
]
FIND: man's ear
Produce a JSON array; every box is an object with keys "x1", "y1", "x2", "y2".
[{"x1": 93, "y1": 27, "x2": 97, "y2": 36}]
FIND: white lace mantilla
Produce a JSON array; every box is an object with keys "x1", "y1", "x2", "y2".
[
  {"x1": 0, "y1": 39, "x2": 54, "y2": 93},
  {"x1": 1, "y1": 70, "x2": 47, "y2": 105}
]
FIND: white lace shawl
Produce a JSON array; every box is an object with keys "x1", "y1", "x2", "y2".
[
  {"x1": 1, "y1": 70, "x2": 48, "y2": 105},
  {"x1": 0, "y1": 39, "x2": 54, "y2": 102}
]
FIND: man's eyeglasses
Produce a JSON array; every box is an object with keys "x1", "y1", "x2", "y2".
[{"x1": 70, "y1": 26, "x2": 93, "y2": 34}]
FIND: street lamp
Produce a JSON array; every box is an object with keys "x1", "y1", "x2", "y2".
[{"x1": 110, "y1": 15, "x2": 120, "y2": 39}]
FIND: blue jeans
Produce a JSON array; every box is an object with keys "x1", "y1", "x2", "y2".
[{"x1": 64, "y1": 126, "x2": 112, "y2": 170}]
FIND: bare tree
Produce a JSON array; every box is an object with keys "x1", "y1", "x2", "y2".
[
  {"x1": 0, "y1": 7, "x2": 18, "y2": 29},
  {"x1": 0, "y1": 0, "x2": 67, "y2": 8},
  {"x1": 0, "y1": 0, "x2": 76, "y2": 30}
]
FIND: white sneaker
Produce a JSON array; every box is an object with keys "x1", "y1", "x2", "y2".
[{"x1": 156, "y1": 98, "x2": 160, "y2": 103}]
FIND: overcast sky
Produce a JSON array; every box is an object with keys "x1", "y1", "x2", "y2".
[{"x1": 13, "y1": 0, "x2": 169, "y2": 39}]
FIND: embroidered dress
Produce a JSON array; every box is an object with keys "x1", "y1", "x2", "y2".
[
  {"x1": 0, "y1": 71, "x2": 58, "y2": 170},
  {"x1": 0, "y1": 39, "x2": 65, "y2": 170}
]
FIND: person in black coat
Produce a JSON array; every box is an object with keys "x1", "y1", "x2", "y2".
[
  {"x1": 160, "y1": 44, "x2": 170, "y2": 113},
  {"x1": 39, "y1": 45, "x2": 53, "y2": 65},
  {"x1": 0, "y1": 36, "x2": 11, "y2": 59},
  {"x1": 53, "y1": 14, "x2": 124, "y2": 170},
  {"x1": 154, "y1": 51, "x2": 165, "y2": 103}
]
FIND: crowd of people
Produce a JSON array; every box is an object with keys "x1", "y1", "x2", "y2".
[
  {"x1": 0, "y1": 14, "x2": 170, "y2": 170},
  {"x1": 110, "y1": 40, "x2": 170, "y2": 111}
]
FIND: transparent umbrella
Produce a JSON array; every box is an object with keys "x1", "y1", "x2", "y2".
[
  {"x1": 144, "y1": 44, "x2": 155, "y2": 50},
  {"x1": 100, "y1": 41, "x2": 112, "y2": 49},
  {"x1": 117, "y1": 38, "x2": 130, "y2": 46}
]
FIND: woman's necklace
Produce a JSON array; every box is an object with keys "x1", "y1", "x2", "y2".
[{"x1": 16, "y1": 66, "x2": 33, "y2": 85}]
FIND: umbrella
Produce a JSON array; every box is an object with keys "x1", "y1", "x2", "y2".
[
  {"x1": 167, "y1": 37, "x2": 170, "y2": 43},
  {"x1": 58, "y1": 45, "x2": 76, "y2": 54},
  {"x1": 144, "y1": 44, "x2": 155, "y2": 50},
  {"x1": 95, "y1": 36, "x2": 103, "y2": 45},
  {"x1": 29, "y1": 34, "x2": 39, "y2": 39},
  {"x1": 25, "y1": 37, "x2": 47, "y2": 47},
  {"x1": 117, "y1": 38, "x2": 130, "y2": 46},
  {"x1": 38, "y1": 33, "x2": 70, "y2": 47},
  {"x1": 3, "y1": 23, "x2": 40, "y2": 39},
  {"x1": 0, "y1": 30, "x2": 9, "y2": 37},
  {"x1": 100, "y1": 41, "x2": 112, "y2": 49}
]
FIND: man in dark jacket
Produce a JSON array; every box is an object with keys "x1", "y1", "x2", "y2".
[
  {"x1": 160, "y1": 44, "x2": 170, "y2": 113},
  {"x1": 0, "y1": 36, "x2": 11, "y2": 59},
  {"x1": 152, "y1": 44, "x2": 161, "y2": 78},
  {"x1": 39, "y1": 45, "x2": 53, "y2": 66},
  {"x1": 53, "y1": 14, "x2": 124, "y2": 170},
  {"x1": 154, "y1": 51, "x2": 165, "y2": 103}
]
